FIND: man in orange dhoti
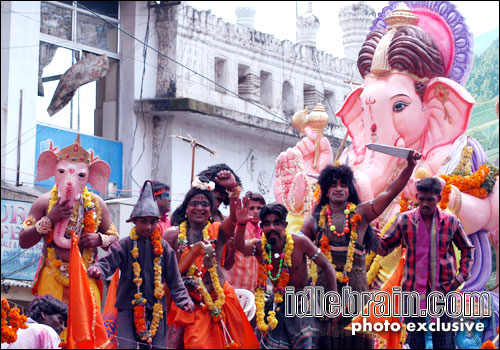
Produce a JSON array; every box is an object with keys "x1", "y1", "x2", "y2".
[{"x1": 164, "y1": 175, "x2": 259, "y2": 349}]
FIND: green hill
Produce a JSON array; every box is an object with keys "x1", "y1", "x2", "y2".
[{"x1": 466, "y1": 36, "x2": 499, "y2": 163}]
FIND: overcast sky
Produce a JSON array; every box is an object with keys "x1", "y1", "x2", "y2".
[{"x1": 190, "y1": 1, "x2": 499, "y2": 57}]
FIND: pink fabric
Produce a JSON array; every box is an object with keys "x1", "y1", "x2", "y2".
[
  {"x1": 415, "y1": 210, "x2": 440, "y2": 310},
  {"x1": 161, "y1": 213, "x2": 171, "y2": 228},
  {"x1": 4, "y1": 319, "x2": 61, "y2": 349},
  {"x1": 226, "y1": 222, "x2": 261, "y2": 292}
]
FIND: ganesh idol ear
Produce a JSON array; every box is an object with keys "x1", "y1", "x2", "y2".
[
  {"x1": 36, "y1": 151, "x2": 58, "y2": 181},
  {"x1": 336, "y1": 86, "x2": 365, "y2": 155},
  {"x1": 88, "y1": 160, "x2": 111, "y2": 195},
  {"x1": 422, "y1": 77, "x2": 475, "y2": 159}
]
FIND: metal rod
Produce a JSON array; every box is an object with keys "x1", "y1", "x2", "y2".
[
  {"x1": 16, "y1": 90, "x2": 23, "y2": 186},
  {"x1": 191, "y1": 142, "x2": 196, "y2": 183}
]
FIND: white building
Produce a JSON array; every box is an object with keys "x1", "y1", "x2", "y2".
[{"x1": 1, "y1": 1, "x2": 375, "y2": 304}]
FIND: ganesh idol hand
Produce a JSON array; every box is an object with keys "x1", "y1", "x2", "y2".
[
  {"x1": 79, "y1": 232, "x2": 102, "y2": 248},
  {"x1": 46, "y1": 198, "x2": 73, "y2": 224}
]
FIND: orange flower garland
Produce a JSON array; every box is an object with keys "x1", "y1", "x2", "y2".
[
  {"x1": 1, "y1": 298, "x2": 28, "y2": 344},
  {"x1": 440, "y1": 164, "x2": 490, "y2": 199},
  {"x1": 130, "y1": 225, "x2": 164, "y2": 344},
  {"x1": 318, "y1": 203, "x2": 359, "y2": 284},
  {"x1": 480, "y1": 340, "x2": 497, "y2": 349},
  {"x1": 439, "y1": 184, "x2": 452, "y2": 210}
]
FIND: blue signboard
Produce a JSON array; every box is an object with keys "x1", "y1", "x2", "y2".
[
  {"x1": 34, "y1": 124, "x2": 123, "y2": 196},
  {"x1": 1, "y1": 199, "x2": 42, "y2": 281}
]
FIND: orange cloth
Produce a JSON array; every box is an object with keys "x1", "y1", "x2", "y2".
[
  {"x1": 67, "y1": 234, "x2": 109, "y2": 349},
  {"x1": 168, "y1": 281, "x2": 259, "y2": 349},
  {"x1": 102, "y1": 270, "x2": 119, "y2": 349},
  {"x1": 347, "y1": 248, "x2": 407, "y2": 349}
]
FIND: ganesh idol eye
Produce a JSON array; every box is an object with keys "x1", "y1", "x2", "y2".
[
  {"x1": 58, "y1": 169, "x2": 65, "y2": 174},
  {"x1": 393, "y1": 101, "x2": 410, "y2": 112},
  {"x1": 78, "y1": 173, "x2": 86, "y2": 178}
]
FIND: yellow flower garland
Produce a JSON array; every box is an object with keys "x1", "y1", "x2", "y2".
[
  {"x1": 366, "y1": 215, "x2": 398, "y2": 285},
  {"x1": 178, "y1": 221, "x2": 226, "y2": 321},
  {"x1": 256, "y1": 230, "x2": 293, "y2": 334},
  {"x1": 130, "y1": 226, "x2": 164, "y2": 343},
  {"x1": 318, "y1": 203, "x2": 358, "y2": 284},
  {"x1": 45, "y1": 185, "x2": 99, "y2": 286}
]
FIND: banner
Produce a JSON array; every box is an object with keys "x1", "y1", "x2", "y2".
[{"x1": 1, "y1": 199, "x2": 42, "y2": 281}]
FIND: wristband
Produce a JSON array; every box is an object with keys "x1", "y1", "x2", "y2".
[
  {"x1": 310, "y1": 247, "x2": 321, "y2": 261},
  {"x1": 449, "y1": 185, "x2": 462, "y2": 216},
  {"x1": 226, "y1": 185, "x2": 242, "y2": 198},
  {"x1": 22, "y1": 215, "x2": 37, "y2": 230},
  {"x1": 99, "y1": 233, "x2": 113, "y2": 248},
  {"x1": 35, "y1": 216, "x2": 52, "y2": 235},
  {"x1": 251, "y1": 243, "x2": 257, "y2": 257}
]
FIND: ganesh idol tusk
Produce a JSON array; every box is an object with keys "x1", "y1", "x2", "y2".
[{"x1": 365, "y1": 143, "x2": 413, "y2": 159}]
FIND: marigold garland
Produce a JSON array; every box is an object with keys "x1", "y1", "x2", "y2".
[
  {"x1": 1, "y1": 298, "x2": 28, "y2": 344},
  {"x1": 256, "y1": 230, "x2": 293, "y2": 334},
  {"x1": 480, "y1": 340, "x2": 497, "y2": 349},
  {"x1": 440, "y1": 164, "x2": 491, "y2": 200},
  {"x1": 44, "y1": 186, "x2": 99, "y2": 286},
  {"x1": 130, "y1": 225, "x2": 164, "y2": 344},
  {"x1": 318, "y1": 203, "x2": 359, "y2": 284},
  {"x1": 178, "y1": 221, "x2": 227, "y2": 322}
]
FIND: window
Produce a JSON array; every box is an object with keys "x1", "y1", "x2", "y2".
[
  {"x1": 304, "y1": 84, "x2": 323, "y2": 110},
  {"x1": 214, "y1": 57, "x2": 228, "y2": 93},
  {"x1": 238, "y1": 64, "x2": 259, "y2": 102},
  {"x1": 323, "y1": 90, "x2": 339, "y2": 125},
  {"x1": 238, "y1": 64, "x2": 250, "y2": 95},
  {"x1": 260, "y1": 71, "x2": 273, "y2": 108},
  {"x1": 41, "y1": 1, "x2": 119, "y2": 55},
  {"x1": 282, "y1": 81, "x2": 294, "y2": 119},
  {"x1": 37, "y1": 1, "x2": 120, "y2": 139}
]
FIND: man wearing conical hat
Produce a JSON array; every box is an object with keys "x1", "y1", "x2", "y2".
[
  {"x1": 87, "y1": 180, "x2": 194, "y2": 348},
  {"x1": 20, "y1": 135, "x2": 119, "y2": 312}
]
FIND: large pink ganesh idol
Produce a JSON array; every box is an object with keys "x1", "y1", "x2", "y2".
[
  {"x1": 20, "y1": 134, "x2": 118, "y2": 307},
  {"x1": 335, "y1": 2, "x2": 498, "y2": 344}
]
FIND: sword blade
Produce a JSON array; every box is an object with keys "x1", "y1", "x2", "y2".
[{"x1": 365, "y1": 143, "x2": 411, "y2": 159}]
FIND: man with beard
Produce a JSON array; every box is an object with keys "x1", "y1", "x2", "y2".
[
  {"x1": 234, "y1": 201, "x2": 337, "y2": 349},
  {"x1": 376, "y1": 177, "x2": 474, "y2": 349}
]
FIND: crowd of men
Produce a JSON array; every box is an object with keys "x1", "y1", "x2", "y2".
[{"x1": 15, "y1": 150, "x2": 475, "y2": 349}]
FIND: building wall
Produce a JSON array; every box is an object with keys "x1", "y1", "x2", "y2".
[
  {"x1": 156, "y1": 4, "x2": 359, "y2": 135},
  {"x1": 165, "y1": 112, "x2": 298, "y2": 210},
  {"x1": 1, "y1": 1, "x2": 40, "y2": 186}
]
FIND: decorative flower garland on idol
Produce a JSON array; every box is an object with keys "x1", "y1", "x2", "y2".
[
  {"x1": 318, "y1": 203, "x2": 360, "y2": 284},
  {"x1": 255, "y1": 229, "x2": 293, "y2": 335},
  {"x1": 45, "y1": 185, "x2": 100, "y2": 286},
  {"x1": 130, "y1": 225, "x2": 164, "y2": 344}
]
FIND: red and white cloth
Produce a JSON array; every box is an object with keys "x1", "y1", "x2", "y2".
[{"x1": 226, "y1": 221, "x2": 261, "y2": 292}]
